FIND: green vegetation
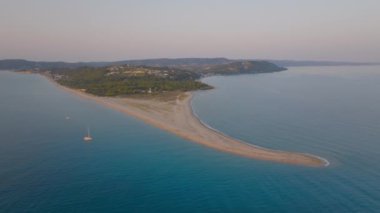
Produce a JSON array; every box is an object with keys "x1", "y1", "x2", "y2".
[
  {"x1": 8, "y1": 59, "x2": 289, "y2": 97},
  {"x1": 197, "y1": 61, "x2": 287, "y2": 75},
  {"x1": 51, "y1": 66, "x2": 212, "y2": 97}
]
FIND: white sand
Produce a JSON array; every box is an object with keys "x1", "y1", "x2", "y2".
[{"x1": 49, "y1": 77, "x2": 327, "y2": 167}]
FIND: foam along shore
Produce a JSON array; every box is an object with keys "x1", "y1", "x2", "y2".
[{"x1": 50, "y1": 78, "x2": 328, "y2": 167}]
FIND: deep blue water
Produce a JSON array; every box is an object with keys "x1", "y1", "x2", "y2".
[{"x1": 0, "y1": 66, "x2": 380, "y2": 212}]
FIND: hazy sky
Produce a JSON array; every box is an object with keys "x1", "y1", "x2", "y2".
[{"x1": 1, "y1": 0, "x2": 379, "y2": 62}]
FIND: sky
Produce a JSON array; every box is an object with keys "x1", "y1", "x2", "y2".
[{"x1": 0, "y1": 0, "x2": 379, "y2": 62}]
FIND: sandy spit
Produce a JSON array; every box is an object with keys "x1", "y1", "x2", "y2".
[{"x1": 46, "y1": 76, "x2": 328, "y2": 167}]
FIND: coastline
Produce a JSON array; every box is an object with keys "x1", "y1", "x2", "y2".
[
  {"x1": 188, "y1": 94, "x2": 331, "y2": 167},
  {"x1": 43, "y1": 74, "x2": 329, "y2": 167}
]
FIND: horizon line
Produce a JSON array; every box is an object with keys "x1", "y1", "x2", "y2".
[{"x1": 1, "y1": 57, "x2": 379, "y2": 64}]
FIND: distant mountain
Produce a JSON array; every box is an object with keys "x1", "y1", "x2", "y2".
[
  {"x1": 1, "y1": 58, "x2": 377, "y2": 71},
  {"x1": 0, "y1": 58, "x2": 232, "y2": 71},
  {"x1": 110, "y1": 58, "x2": 231, "y2": 67},
  {"x1": 0, "y1": 58, "x2": 286, "y2": 75},
  {"x1": 0, "y1": 59, "x2": 86, "y2": 70},
  {"x1": 269, "y1": 60, "x2": 380, "y2": 67},
  {"x1": 194, "y1": 61, "x2": 286, "y2": 75}
]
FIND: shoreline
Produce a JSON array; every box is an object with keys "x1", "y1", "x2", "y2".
[
  {"x1": 189, "y1": 94, "x2": 331, "y2": 167},
  {"x1": 43, "y1": 74, "x2": 329, "y2": 167}
]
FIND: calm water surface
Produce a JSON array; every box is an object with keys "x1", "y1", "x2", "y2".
[{"x1": 0, "y1": 66, "x2": 380, "y2": 212}]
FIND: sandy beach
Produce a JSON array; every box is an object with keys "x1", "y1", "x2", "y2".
[{"x1": 48, "y1": 77, "x2": 328, "y2": 167}]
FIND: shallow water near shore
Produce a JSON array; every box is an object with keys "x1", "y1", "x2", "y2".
[{"x1": 1, "y1": 66, "x2": 380, "y2": 212}]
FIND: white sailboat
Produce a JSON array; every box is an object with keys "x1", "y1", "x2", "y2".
[{"x1": 83, "y1": 127, "x2": 93, "y2": 141}]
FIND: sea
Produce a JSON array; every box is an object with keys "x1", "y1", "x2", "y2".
[{"x1": 0, "y1": 66, "x2": 379, "y2": 212}]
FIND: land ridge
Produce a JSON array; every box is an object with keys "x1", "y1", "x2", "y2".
[
  {"x1": 1, "y1": 58, "x2": 378, "y2": 71},
  {"x1": 16, "y1": 60, "x2": 286, "y2": 97}
]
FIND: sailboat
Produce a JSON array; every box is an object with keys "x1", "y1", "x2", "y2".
[{"x1": 83, "y1": 127, "x2": 93, "y2": 141}]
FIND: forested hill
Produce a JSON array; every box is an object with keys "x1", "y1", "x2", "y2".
[
  {"x1": 47, "y1": 66, "x2": 213, "y2": 96},
  {"x1": 39, "y1": 61, "x2": 286, "y2": 96},
  {"x1": 2, "y1": 59, "x2": 288, "y2": 96},
  {"x1": 1, "y1": 58, "x2": 377, "y2": 71},
  {"x1": 0, "y1": 58, "x2": 286, "y2": 75},
  {"x1": 0, "y1": 59, "x2": 85, "y2": 70},
  {"x1": 0, "y1": 58, "x2": 232, "y2": 70},
  {"x1": 196, "y1": 61, "x2": 286, "y2": 75}
]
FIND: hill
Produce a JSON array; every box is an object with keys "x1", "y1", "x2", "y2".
[
  {"x1": 46, "y1": 66, "x2": 212, "y2": 96},
  {"x1": 4, "y1": 59, "x2": 287, "y2": 97},
  {"x1": 195, "y1": 61, "x2": 286, "y2": 75}
]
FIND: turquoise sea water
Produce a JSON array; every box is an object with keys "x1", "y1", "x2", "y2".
[{"x1": 0, "y1": 66, "x2": 380, "y2": 212}]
